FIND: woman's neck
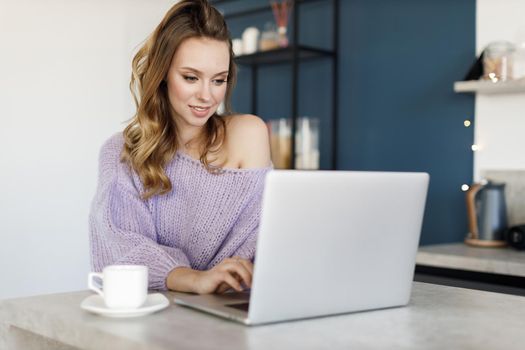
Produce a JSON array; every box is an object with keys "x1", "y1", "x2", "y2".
[{"x1": 177, "y1": 127, "x2": 205, "y2": 154}]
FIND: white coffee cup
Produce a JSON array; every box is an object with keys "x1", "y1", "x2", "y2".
[{"x1": 88, "y1": 265, "x2": 148, "y2": 309}]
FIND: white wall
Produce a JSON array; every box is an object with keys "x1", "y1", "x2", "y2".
[
  {"x1": 474, "y1": 0, "x2": 525, "y2": 179},
  {"x1": 0, "y1": 0, "x2": 176, "y2": 300}
]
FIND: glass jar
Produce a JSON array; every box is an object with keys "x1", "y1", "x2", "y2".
[
  {"x1": 259, "y1": 22, "x2": 279, "y2": 51},
  {"x1": 268, "y1": 119, "x2": 292, "y2": 169},
  {"x1": 483, "y1": 41, "x2": 516, "y2": 82}
]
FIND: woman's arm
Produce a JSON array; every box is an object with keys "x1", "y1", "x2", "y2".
[{"x1": 89, "y1": 135, "x2": 191, "y2": 290}]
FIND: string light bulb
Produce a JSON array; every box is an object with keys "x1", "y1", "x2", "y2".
[
  {"x1": 461, "y1": 184, "x2": 470, "y2": 191},
  {"x1": 464, "y1": 120, "x2": 471, "y2": 127},
  {"x1": 471, "y1": 144, "x2": 480, "y2": 151}
]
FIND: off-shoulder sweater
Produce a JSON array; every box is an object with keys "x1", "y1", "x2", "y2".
[{"x1": 89, "y1": 133, "x2": 272, "y2": 290}]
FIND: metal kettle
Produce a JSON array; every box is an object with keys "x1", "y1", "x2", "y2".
[{"x1": 465, "y1": 181, "x2": 508, "y2": 247}]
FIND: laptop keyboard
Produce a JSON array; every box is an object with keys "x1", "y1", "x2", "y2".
[
  {"x1": 226, "y1": 302, "x2": 250, "y2": 312},
  {"x1": 220, "y1": 290, "x2": 251, "y2": 301}
]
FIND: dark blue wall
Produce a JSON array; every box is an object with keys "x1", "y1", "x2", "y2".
[{"x1": 219, "y1": 0, "x2": 476, "y2": 245}]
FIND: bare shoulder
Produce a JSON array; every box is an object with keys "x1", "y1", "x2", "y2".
[{"x1": 224, "y1": 114, "x2": 271, "y2": 169}]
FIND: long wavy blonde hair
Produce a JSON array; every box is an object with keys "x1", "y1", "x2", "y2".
[{"x1": 122, "y1": 0, "x2": 237, "y2": 199}]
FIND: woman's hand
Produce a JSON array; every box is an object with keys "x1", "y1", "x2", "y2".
[
  {"x1": 167, "y1": 256, "x2": 253, "y2": 294},
  {"x1": 196, "y1": 256, "x2": 253, "y2": 294},
  {"x1": 213, "y1": 257, "x2": 254, "y2": 294}
]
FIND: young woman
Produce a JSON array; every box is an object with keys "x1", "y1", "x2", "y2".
[{"x1": 89, "y1": 0, "x2": 272, "y2": 294}]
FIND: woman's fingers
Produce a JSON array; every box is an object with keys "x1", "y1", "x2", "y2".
[
  {"x1": 222, "y1": 271, "x2": 243, "y2": 292},
  {"x1": 215, "y1": 282, "x2": 230, "y2": 294},
  {"x1": 236, "y1": 258, "x2": 254, "y2": 277},
  {"x1": 209, "y1": 257, "x2": 255, "y2": 294},
  {"x1": 225, "y1": 259, "x2": 252, "y2": 288}
]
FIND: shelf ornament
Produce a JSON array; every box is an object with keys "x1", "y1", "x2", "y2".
[{"x1": 270, "y1": 0, "x2": 293, "y2": 48}]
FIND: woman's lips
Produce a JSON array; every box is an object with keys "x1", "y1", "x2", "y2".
[{"x1": 189, "y1": 105, "x2": 211, "y2": 118}]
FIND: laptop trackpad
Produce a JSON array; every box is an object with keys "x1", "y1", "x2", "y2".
[{"x1": 220, "y1": 291, "x2": 250, "y2": 311}]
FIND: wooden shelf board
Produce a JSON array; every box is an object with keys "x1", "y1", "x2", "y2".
[{"x1": 454, "y1": 79, "x2": 525, "y2": 94}]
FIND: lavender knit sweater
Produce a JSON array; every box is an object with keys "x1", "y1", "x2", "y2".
[{"x1": 89, "y1": 133, "x2": 271, "y2": 290}]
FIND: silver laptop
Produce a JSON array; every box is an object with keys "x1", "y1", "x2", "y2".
[{"x1": 173, "y1": 170, "x2": 429, "y2": 325}]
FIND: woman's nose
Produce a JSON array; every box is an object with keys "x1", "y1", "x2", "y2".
[{"x1": 196, "y1": 82, "x2": 211, "y2": 102}]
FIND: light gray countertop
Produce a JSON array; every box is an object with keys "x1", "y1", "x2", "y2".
[
  {"x1": 1, "y1": 282, "x2": 525, "y2": 350},
  {"x1": 416, "y1": 243, "x2": 525, "y2": 277}
]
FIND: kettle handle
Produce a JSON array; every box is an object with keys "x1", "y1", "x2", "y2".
[{"x1": 466, "y1": 183, "x2": 482, "y2": 239}]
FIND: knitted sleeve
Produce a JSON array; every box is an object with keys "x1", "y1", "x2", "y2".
[
  {"x1": 89, "y1": 135, "x2": 190, "y2": 290},
  {"x1": 207, "y1": 167, "x2": 271, "y2": 266},
  {"x1": 230, "y1": 184, "x2": 265, "y2": 262}
]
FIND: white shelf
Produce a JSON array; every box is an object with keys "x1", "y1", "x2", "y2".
[{"x1": 454, "y1": 79, "x2": 525, "y2": 94}]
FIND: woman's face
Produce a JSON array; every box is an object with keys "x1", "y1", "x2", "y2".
[{"x1": 166, "y1": 37, "x2": 230, "y2": 132}]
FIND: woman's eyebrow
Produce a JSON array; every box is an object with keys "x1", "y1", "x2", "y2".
[{"x1": 179, "y1": 67, "x2": 229, "y2": 76}]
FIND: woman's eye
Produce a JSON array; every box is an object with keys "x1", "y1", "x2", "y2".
[
  {"x1": 183, "y1": 76, "x2": 198, "y2": 82},
  {"x1": 213, "y1": 79, "x2": 227, "y2": 86}
]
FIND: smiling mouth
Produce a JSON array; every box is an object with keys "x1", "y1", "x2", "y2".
[{"x1": 189, "y1": 105, "x2": 211, "y2": 111}]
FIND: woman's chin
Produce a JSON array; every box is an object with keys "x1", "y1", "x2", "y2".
[
  {"x1": 173, "y1": 108, "x2": 218, "y2": 129},
  {"x1": 186, "y1": 115, "x2": 212, "y2": 128}
]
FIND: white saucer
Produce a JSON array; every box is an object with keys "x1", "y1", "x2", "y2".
[{"x1": 80, "y1": 293, "x2": 170, "y2": 318}]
